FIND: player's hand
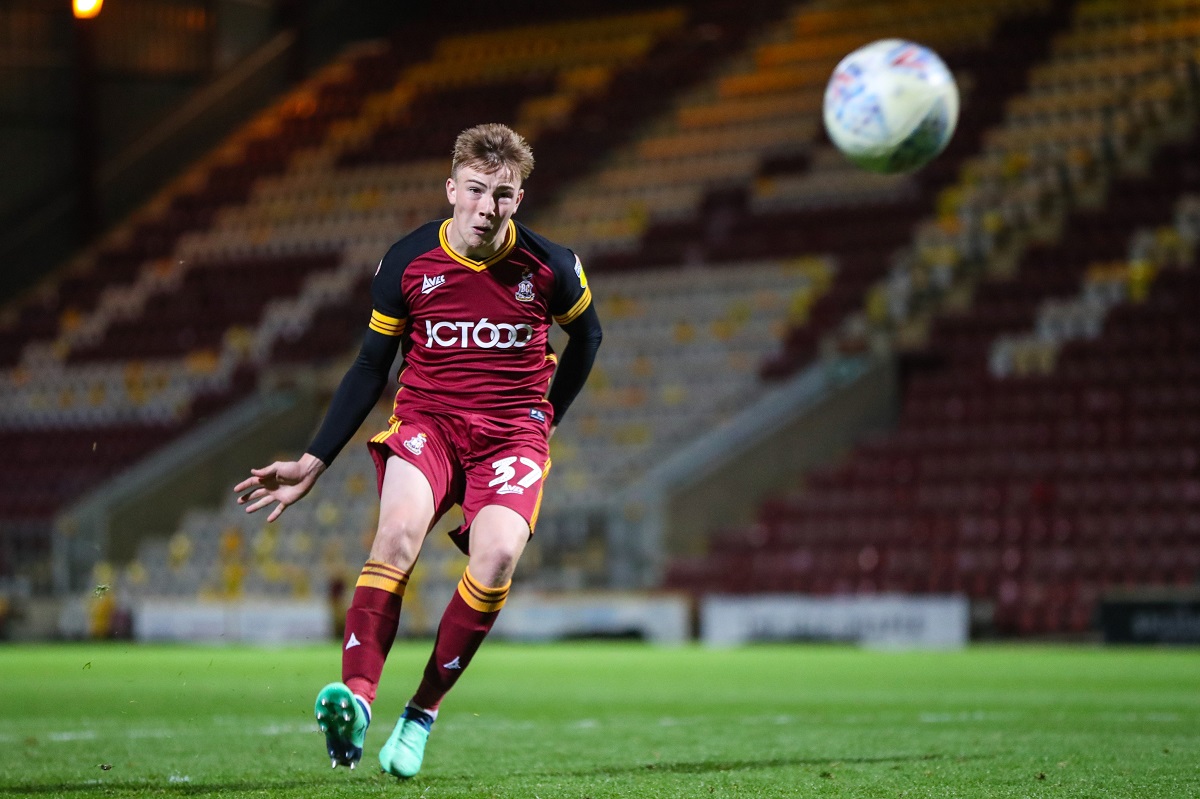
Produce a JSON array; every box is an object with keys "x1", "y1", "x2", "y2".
[{"x1": 234, "y1": 454, "x2": 326, "y2": 523}]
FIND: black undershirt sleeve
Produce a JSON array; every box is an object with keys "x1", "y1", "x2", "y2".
[
  {"x1": 305, "y1": 328, "x2": 400, "y2": 465},
  {"x1": 547, "y1": 302, "x2": 602, "y2": 425}
]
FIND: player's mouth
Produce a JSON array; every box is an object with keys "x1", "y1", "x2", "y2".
[{"x1": 473, "y1": 225, "x2": 492, "y2": 238}]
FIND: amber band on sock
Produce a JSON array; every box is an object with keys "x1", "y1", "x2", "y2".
[
  {"x1": 355, "y1": 559, "x2": 409, "y2": 595},
  {"x1": 456, "y1": 567, "x2": 509, "y2": 613}
]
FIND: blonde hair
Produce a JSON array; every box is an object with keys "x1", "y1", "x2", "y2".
[{"x1": 451, "y1": 123, "x2": 535, "y2": 182}]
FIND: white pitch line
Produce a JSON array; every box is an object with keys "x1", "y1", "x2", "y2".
[
  {"x1": 15, "y1": 721, "x2": 316, "y2": 745},
  {"x1": 47, "y1": 731, "x2": 98, "y2": 742}
]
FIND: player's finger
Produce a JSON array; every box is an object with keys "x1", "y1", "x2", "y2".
[
  {"x1": 245, "y1": 495, "x2": 276, "y2": 514},
  {"x1": 250, "y1": 464, "x2": 278, "y2": 478},
  {"x1": 233, "y1": 476, "x2": 260, "y2": 493},
  {"x1": 237, "y1": 488, "x2": 266, "y2": 505},
  {"x1": 267, "y1": 502, "x2": 287, "y2": 523}
]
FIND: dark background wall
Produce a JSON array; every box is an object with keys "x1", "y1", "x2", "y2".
[
  {"x1": 0, "y1": 0, "x2": 665, "y2": 304},
  {"x1": 0, "y1": 0, "x2": 413, "y2": 301}
]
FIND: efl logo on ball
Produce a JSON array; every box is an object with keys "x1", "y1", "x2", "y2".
[{"x1": 823, "y1": 39, "x2": 959, "y2": 174}]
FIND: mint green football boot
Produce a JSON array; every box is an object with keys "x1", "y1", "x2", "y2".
[
  {"x1": 378, "y1": 706, "x2": 435, "y2": 779},
  {"x1": 314, "y1": 682, "x2": 370, "y2": 769}
]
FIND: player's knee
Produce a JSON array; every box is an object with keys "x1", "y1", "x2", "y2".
[
  {"x1": 467, "y1": 506, "x2": 529, "y2": 585},
  {"x1": 371, "y1": 519, "x2": 424, "y2": 569},
  {"x1": 470, "y1": 544, "x2": 521, "y2": 587},
  {"x1": 470, "y1": 560, "x2": 515, "y2": 588}
]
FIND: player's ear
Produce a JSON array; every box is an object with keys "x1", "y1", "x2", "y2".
[
  {"x1": 445, "y1": 176, "x2": 456, "y2": 206},
  {"x1": 513, "y1": 187, "x2": 524, "y2": 213}
]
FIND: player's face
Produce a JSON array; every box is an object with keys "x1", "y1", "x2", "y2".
[{"x1": 445, "y1": 165, "x2": 523, "y2": 259}]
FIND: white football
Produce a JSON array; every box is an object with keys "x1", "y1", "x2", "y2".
[{"x1": 823, "y1": 39, "x2": 959, "y2": 174}]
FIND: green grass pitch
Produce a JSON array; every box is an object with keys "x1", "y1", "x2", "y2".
[{"x1": 0, "y1": 642, "x2": 1197, "y2": 798}]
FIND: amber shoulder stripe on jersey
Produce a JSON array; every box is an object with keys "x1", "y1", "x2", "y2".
[
  {"x1": 369, "y1": 219, "x2": 444, "y2": 332},
  {"x1": 554, "y1": 282, "x2": 592, "y2": 325},
  {"x1": 368, "y1": 310, "x2": 405, "y2": 337},
  {"x1": 513, "y1": 221, "x2": 592, "y2": 325}
]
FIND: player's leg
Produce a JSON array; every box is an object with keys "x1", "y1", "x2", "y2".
[
  {"x1": 378, "y1": 505, "x2": 529, "y2": 778},
  {"x1": 344, "y1": 457, "x2": 435, "y2": 700},
  {"x1": 380, "y1": 418, "x2": 548, "y2": 778},
  {"x1": 414, "y1": 505, "x2": 527, "y2": 707},
  {"x1": 318, "y1": 456, "x2": 435, "y2": 769}
]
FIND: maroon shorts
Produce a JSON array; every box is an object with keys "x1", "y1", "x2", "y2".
[{"x1": 366, "y1": 405, "x2": 552, "y2": 554}]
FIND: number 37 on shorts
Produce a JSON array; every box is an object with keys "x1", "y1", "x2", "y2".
[
  {"x1": 488, "y1": 455, "x2": 544, "y2": 496},
  {"x1": 464, "y1": 446, "x2": 550, "y2": 532}
]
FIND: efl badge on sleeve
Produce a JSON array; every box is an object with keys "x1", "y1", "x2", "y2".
[{"x1": 574, "y1": 255, "x2": 588, "y2": 288}]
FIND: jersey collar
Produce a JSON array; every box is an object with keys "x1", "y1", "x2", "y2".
[{"x1": 439, "y1": 219, "x2": 518, "y2": 272}]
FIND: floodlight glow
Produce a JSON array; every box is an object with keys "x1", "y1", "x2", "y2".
[{"x1": 73, "y1": 0, "x2": 103, "y2": 19}]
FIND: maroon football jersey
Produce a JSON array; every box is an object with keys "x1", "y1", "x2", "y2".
[{"x1": 367, "y1": 218, "x2": 591, "y2": 421}]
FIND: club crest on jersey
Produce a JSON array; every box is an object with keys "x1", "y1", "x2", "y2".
[
  {"x1": 515, "y1": 268, "x2": 535, "y2": 302},
  {"x1": 403, "y1": 432, "x2": 428, "y2": 455},
  {"x1": 422, "y1": 274, "x2": 446, "y2": 294}
]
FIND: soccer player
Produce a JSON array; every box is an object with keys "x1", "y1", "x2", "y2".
[{"x1": 233, "y1": 123, "x2": 602, "y2": 778}]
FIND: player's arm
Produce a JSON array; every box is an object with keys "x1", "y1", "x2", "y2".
[
  {"x1": 305, "y1": 325, "x2": 401, "y2": 464},
  {"x1": 235, "y1": 327, "x2": 400, "y2": 521},
  {"x1": 547, "y1": 303, "x2": 602, "y2": 433},
  {"x1": 236, "y1": 245, "x2": 411, "y2": 521},
  {"x1": 546, "y1": 250, "x2": 602, "y2": 430}
]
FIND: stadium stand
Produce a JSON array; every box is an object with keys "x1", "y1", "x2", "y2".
[
  {"x1": 80, "y1": 0, "x2": 1055, "y2": 605},
  {"x1": 0, "y1": 1, "x2": 796, "y2": 591},
  {"x1": 3, "y1": 0, "x2": 1196, "y2": 645},
  {"x1": 665, "y1": 0, "x2": 1200, "y2": 636}
]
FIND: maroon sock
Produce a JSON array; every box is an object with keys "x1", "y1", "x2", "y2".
[
  {"x1": 411, "y1": 567, "x2": 509, "y2": 711},
  {"x1": 342, "y1": 559, "x2": 409, "y2": 704}
]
